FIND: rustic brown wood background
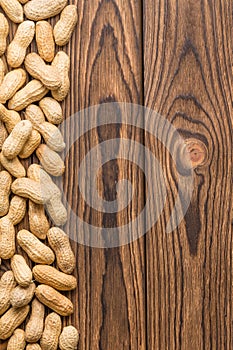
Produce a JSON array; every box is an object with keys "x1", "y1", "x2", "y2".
[{"x1": 0, "y1": 0, "x2": 232, "y2": 349}]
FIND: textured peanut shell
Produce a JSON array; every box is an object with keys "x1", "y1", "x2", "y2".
[
  {"x1": 0, "y1": 121, "x2": 8, "y2": 150},
  {"x1": 10, "y1": 282, "x2": 36, "y2": 308},
  {"x1": 24, "y1": 106, "x2": 65, "y2": 151},
  {"x1": 27, "y1": 165, "x2": 51, "y2": 239},
  {"x1": 25, "y1": 53, "x2": 61, "y2": 90},
  {"x1": 6, "y1": 195, "x2": 26, "y2": 225},
  {"x1": 24, "y1": 0, "x2": 67, "y2": 20},
  {"x1": 7, "y1": 329, "x2": 26, "y2": 350},
  {"x1": 11, "y1": 254, "x2": 32, "y2": 287},
  {"x1": 0, "y1": 69, "x2": 26, "y2": 104},
  {"x1": 40, "y1": 312, "x2": 61, "y2": 350},
  {"x1": 7, "y1": 21, "x2": 35, "y2": 67},
  {"x1": 0, "y1": 305, "x2": 29, "y2": 340},
  {"x1": 17, "y1": 229, "x2": 55, "y2": 264},
  {"x1": 54, "y1": 5, "x2": 78, "y2": 46},
  {"x1": 52, "y1": 51, "x2": 70, "y2": 101},
  {"x1": 19, "y1": 129, "x2": 41, "y2": 159},
  {"x1": 36, "y1": 285, "x2": 73, "y2": 316},
  {"x1": 47, "y1": 227, "x2": 75, "y2": 274},
  {"x1": 27, "y1": 164, "x2": 67, "y2": 226},
  {"x1": 25, "y1": 298, "x2": 45, "y2": 343},
  {"x1": 28, "y1": 201, "x2": 49, "y2": 240},
  {"x1": 0, "y1": 13, "x2": 9, "y2": 55},
  {"x1": 59, "y1": 326, "x2": 79, "y2": 350},
  {"x1": 36, "y1": 144, "x2": 65, "y2": 176},
  {"x1": 2, "y1": 120, "x2": 32, "y2": 159},
  {"x1": 36, "y1": 21, "x2": 55, "y2": 63},
  {"x1": 33, "y1": 265, "x2": 77, "y2": 291},
  {"x1": 25, "y1": 104, "x2": 46, "y2": 127},
  {"x1": 27, "y1": 344, "x2": 42, "y2": 350},
  {"x1": 0, "y1": 103, "x2": 21, "y2": 132},
  {"x1": 0, "y1": 217, "x2": 15, "y2": 259},
  {"x1": 0, "y1": 0, "x2": 23, "y2": 24},
  {"x1": 0, "y1": 58, "x2": 5, "y2": 85},
  {"x1": 0, "y1": 170, "x2": 12, "y2": 216},
  {"x1": 39, "y1": 122, "x2": 65, "y2": 152},
  {"x1": 8, "y1": 80, "x2": 48, "y2": 111},
  {"x1": 0, "y1": 152, "x2": 26, "y2": 178},
  {"x1": 0, "y1": 271, "x2": 16, "y2": 316},
  {"x1": 12, "y1": 177, "x2": 51, "y2": 204},
  {"x1": 39, "y1": 97, "x2": 63, "y2": 124}
]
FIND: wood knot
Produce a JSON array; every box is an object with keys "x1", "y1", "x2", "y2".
[{"x1": 185, "y1": 138, "x2": 208, "y2": 168}]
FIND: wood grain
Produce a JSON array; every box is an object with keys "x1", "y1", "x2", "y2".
[
  {"x1": 144, "y1": 0, "x2": 232, "y2": 349},
  {"x1": 60, "y1": 0, "x2": 146, "y2": 349}
]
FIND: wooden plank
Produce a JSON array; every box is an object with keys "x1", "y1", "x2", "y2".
[
  {"x1": 144, "y1": 0, "x2": 232, "y2": 349},
  {"x1": 63, "y1": 1, "x2": 146, "y2": 349}
]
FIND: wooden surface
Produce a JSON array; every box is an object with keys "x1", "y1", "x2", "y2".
[
  {"x1": 0, "y1": 0, "x2": 232, "y2": 349},
  {"x1": 144, "y1": 0, "x2": 232, "y2": 349}
]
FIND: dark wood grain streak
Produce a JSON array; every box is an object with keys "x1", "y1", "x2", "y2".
[{"x1": 144, "y1": 0, "x2": 232, "y2": 349}]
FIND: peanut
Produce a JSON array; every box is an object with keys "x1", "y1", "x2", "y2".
[
  {"x1": 0, "y1": 69, "x2": 27, "y2": 104},
  {"x1": 24, "y1": 0, "x2": 67, "y2": 21},
  {"x1": 25, "y1": 105, "x2": 65, "y2": 152},
  {"x1": 0, "y1": 58, "x2": 6, "y2": 84},
  {"x1": 47, "y1": 227, "x2": 75, "y2": 274},
  {"x1": 28, "y1": 201, "x2": 49, "y2": 240},
  {"x1": 0, "y1": 305, "x2": 30, "y2": 340},
  {"x1": 2, "y1": 120, "x2": 32, "y2": 159},
  {"x1": 10, "y1": 282, "x2": 36, "y2": 308},
  {"x1": 40, "y1": 313, "x2": 61, "y2": 350},
  {"x1": 25, "y1": 104, "x2": 46, "y2": 127},
  {"x1": 0, "y1": 103, "x2": 21, "y2": 133},
  {"x1": 0, "y1": 170, "x2": 12, "y2": 216},
  {"x1": 33, "y1": 265, "x2": 77, "y2": 291},
  {"x1": 39, "y1": 122, "x2": 65, "y2": 152},
  {"x1": 27, "y1": 344, "x2": 42, "y2": 350},
  {"x1": 0, "y1": 0, "x2": 23, "y2": 24},
  {"x1": 59, "y1": 326, "x2": 79, "y2": 350},
  {"x1": 0, "y1": 13, "x2": 9, "y2": 55},
  {"x1": 46, "y1": 191, "x2": 67, "y2": 228},
  {"x1": 0, "y1": 217, "x2": 15, "y2": 259},
  {"x1": 7, "y1": 329, "x2": 26, "y2": 350},
  {"x1": 39, "y1": 97, "x2": 63, "y2": 125},
  {"x1": 0, "y1": 152, "x2": 26, "y2": 178},
  {"x1": 25, "y1": 53, "x2": 61, "y2": 90},
  {"x1": 36, "y1": 21, "x2": 55, "y2": 63},
  {"x1": 7, "y1": 21, "x2": 35, "y2": 67},
  {"x1": 52, "y1": 52, "x2": 70, "y2": 101},
  {"x1": 54, "y1": 5, "x2": 78, "y2": 46},
  {"x1": 27, "y1": 165, "x2": 50, "y2": 239},
  {"x1": 0, "y1": 121, "x2": 8, "y2": 150},
  {"x1": 8, "y1": 80, "x2": 48, "y2": 111},
  {"x1": 25, "y1": 298, "x2": 45, "y2": 343},
  {"x1": 36, "y1": 285, "x2": 73, "y2": 316},
  {"x1": 36, "y1": 144, "x2": 65, "y2": 176},
  {"x1": 11, "y1": 254, "x2": 32, "y2": 287},
  {"x1": 19, "y1": 129, "x2": 42, "y2": 159},
  {"x1": 27, "y1": 164, "x2": 67, "y2": 226},
  {"x1": 0, "y1": 271, "x2": 16, "y2": 316},
  {"x1": 17, "y1": 229, "x2": 55, "y2": 265},
  {"x1": 11, "y1": 177, "x2": 51, "y2": 204},
  {"x1": 6, "y1": 195, "x2": 26, "y2": 225}
]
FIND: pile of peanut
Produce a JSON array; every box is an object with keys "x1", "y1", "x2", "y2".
[{"x1": 0, "y1": 1, "x2": 79, "y2": 349}]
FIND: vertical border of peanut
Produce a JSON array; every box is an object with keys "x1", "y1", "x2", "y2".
[{"x1": 56, "y1": 102, "x2": 194, "y2": 248}]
